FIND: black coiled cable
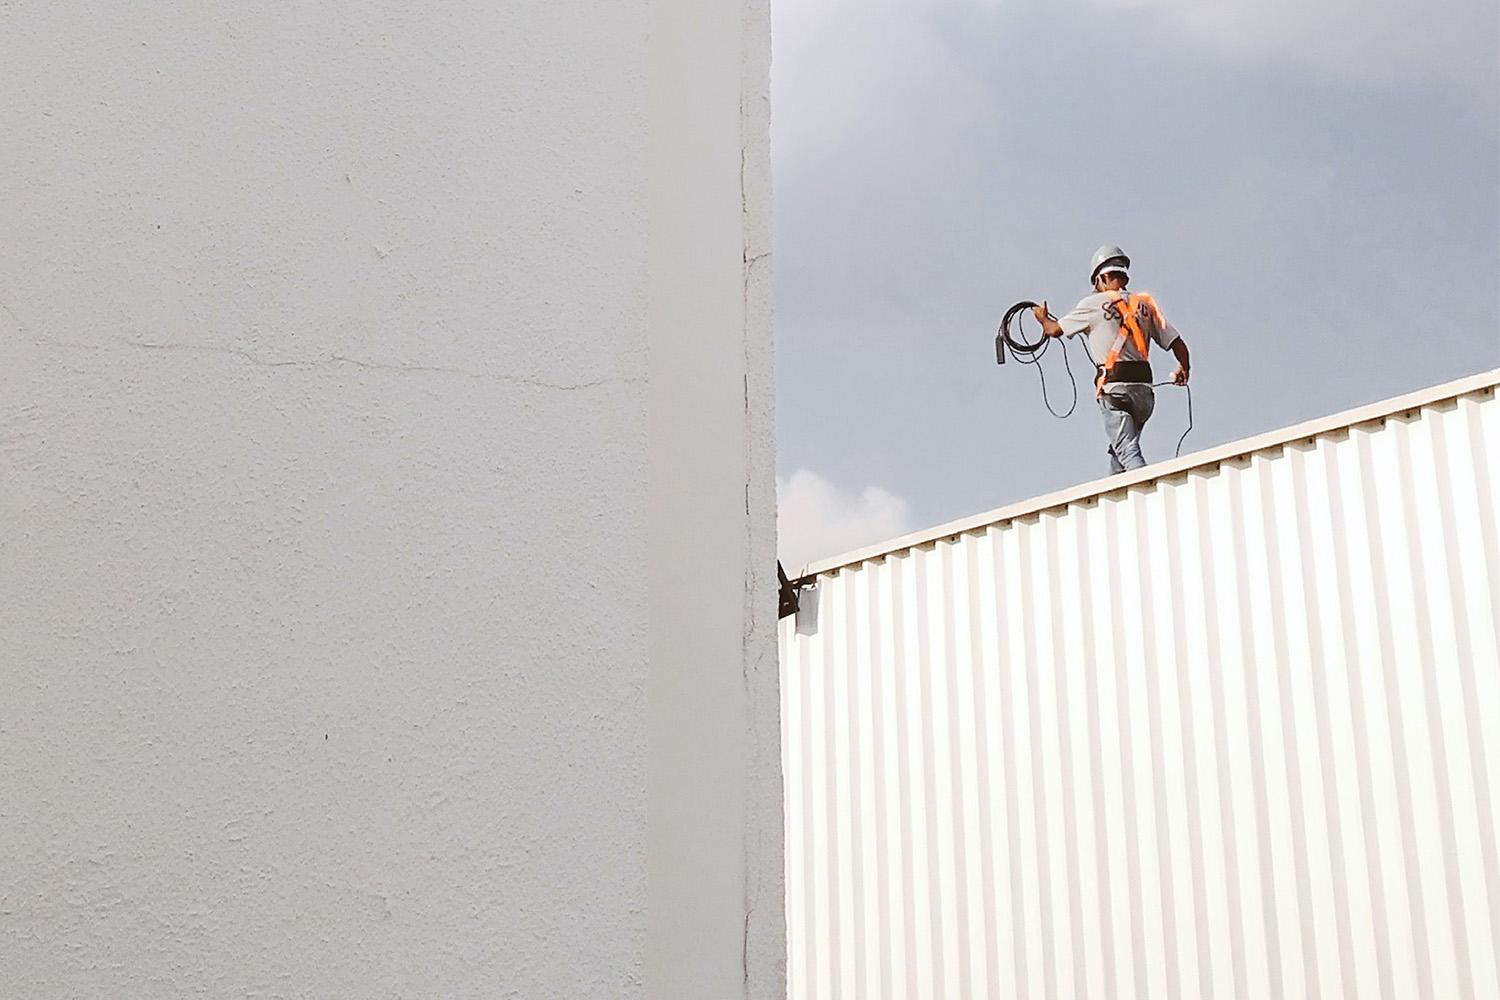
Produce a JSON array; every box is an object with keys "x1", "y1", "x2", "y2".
[{"x1": 996, "y1": 300, "x2": 1079, "y2": 418}]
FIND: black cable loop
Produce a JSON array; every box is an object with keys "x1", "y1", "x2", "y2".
[
  {"x1": 1151, "y1": 380, "x2": 1193, "y2": 458},
  {"x1": 996, "y1": 300, "x2": 1078, "y2": 418}
]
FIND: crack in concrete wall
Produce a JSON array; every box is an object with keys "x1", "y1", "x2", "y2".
[{"x1": 19, "y1": 336, "x2": 642, "y2": 391}]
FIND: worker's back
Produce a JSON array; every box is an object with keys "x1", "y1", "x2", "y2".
[{"x1": 1057, "y1": 288, "x2": 1178, "y2": 367}]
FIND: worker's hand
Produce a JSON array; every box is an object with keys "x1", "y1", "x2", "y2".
[
  {"x1": 1172, "y1": 365, "x2": 1190, "y2": 386},
  {"x1": 1033, "y1": 301, "x2": 1064, "y2": 337}
]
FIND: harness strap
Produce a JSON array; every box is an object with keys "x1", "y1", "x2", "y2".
[{"x1": 1095, "y1": 291, "x2": 1163, "y2": 396}]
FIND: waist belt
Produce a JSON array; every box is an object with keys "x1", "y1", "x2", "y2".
[{"x1": 1101, "y1": 360, "x2": 1152, "y2": 385}]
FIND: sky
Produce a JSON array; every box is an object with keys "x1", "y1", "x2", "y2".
[{"x1": 772, "y1": 0, "x2": 1500, "y2": 571}]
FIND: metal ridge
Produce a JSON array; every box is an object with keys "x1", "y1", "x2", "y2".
[{"x1": 790, "y1": 367, "x2": 1500, "y2": 582}]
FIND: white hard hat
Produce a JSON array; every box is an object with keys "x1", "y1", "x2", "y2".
[{"x1": 1090, "y1": 244, "x2": 1130, "y2": 281}]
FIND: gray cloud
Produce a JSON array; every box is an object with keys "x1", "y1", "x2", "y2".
[{"x1": 1092, "y1": 0, "x2": 1498, "y2": 89}]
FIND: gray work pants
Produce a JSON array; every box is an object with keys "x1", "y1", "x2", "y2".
[{"x1": 1099, "y1": 384, "x2": 1155, "y2": 473}]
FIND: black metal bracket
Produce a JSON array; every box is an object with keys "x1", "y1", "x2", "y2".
[{"x1": 778, "y1": 561, "x2": 800, "y2": 619}]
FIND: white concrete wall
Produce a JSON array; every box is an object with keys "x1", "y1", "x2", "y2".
[{"x1": 0, "y1": 3, "x2": 779, "y2": 997}]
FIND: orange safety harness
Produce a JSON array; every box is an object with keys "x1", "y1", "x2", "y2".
[{"x1": 1096, "y1": 290, "x2": 1167, "y2": 397}]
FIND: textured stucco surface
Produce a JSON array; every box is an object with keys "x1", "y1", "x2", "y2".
[
  {"x1": 0, "y1": 2, "x2": 777, "y2": 996},
  {"x1": 740, "y1": 2, "x2": 786, "y2": 995},
  {"x1": 645, "y1": 0, "x2": 782, "y2": 995}
]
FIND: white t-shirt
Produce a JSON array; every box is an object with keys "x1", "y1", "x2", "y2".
[{"x1": 1058, "y1": 290, "x2": 1180, "y2": 371}]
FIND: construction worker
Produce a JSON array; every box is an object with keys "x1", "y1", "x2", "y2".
[{"x1": 1032, "y1": 246, "x2": 1190, "y2": 473}]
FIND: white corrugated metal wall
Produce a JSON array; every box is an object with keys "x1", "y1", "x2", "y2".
[{"x1": 781, "y1": 377, "x2": 1500, "y2": 1000}]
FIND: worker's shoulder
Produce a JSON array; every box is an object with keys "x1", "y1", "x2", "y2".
[
  {"x1": 1072, "y1": 290, "x2": 1111, "y2": 310},
  {"x1": 1115, "y1": 288, "x2": 1164, "y2": 308}
]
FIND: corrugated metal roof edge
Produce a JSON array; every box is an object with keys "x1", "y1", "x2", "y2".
[{"x1": 791, "y1": 368, "x2": 1500, "y2": 583}]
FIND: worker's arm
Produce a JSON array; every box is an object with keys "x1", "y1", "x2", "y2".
[
  {"x1": 1169, "y1": 337, "x2": 1190, "y2": 385},
  {"x1": 1031, "y1": 301, "x2": 1065, "y2": 338}
]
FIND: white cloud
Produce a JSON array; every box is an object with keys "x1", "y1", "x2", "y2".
[{"x1": 777, "y1": 469, "x2": 915, "y2": 572}]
